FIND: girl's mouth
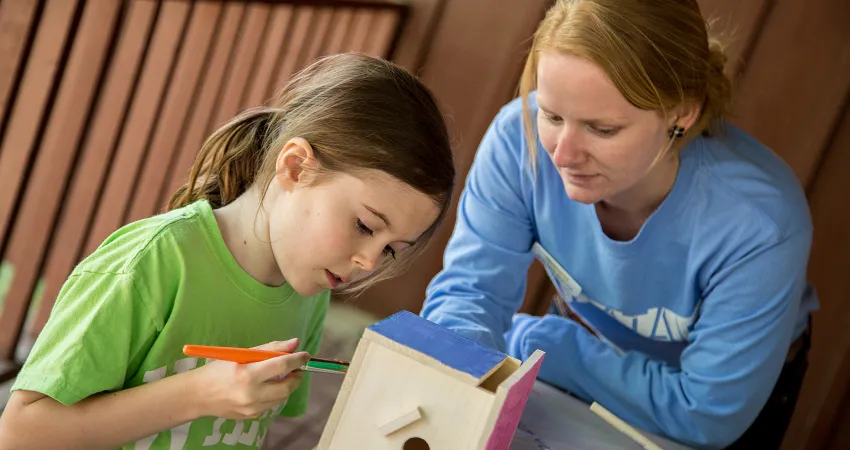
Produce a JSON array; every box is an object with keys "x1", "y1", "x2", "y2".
[{"x1": 325, "y1": 270, "x2": 342, "y2": 289}]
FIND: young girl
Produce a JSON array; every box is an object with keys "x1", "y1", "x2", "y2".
[{"x1": 0, "y1": 52, "x2": 455, "y2": 449}]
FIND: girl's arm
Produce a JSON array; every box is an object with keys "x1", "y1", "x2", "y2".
[
  {"x1": 0, "y1": 340, "x2": 309, "y2": 450},
  {"x1": 1, "y1": 372, "x2": 201, "y2": 450}
]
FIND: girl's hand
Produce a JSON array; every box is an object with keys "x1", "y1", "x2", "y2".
[{"x1": 189, "y1": 338, "x2": 310, "y2": 419}]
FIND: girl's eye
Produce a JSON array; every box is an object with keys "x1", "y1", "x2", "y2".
[
  {"x1": 356, "y1": 219, "x2": 373, "y2": 236},
  {"x1": 357, "y1": 219, "x2": 397, "y2": 259},
  {"x1": 383, "y1": 246, "x2": 396, "y2": 260},
  {"x1": 591, "y1": 126, "x2": 619, "y2": 137}
]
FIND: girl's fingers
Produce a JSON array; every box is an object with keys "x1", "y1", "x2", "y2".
[
  {"x1": 259, "y1": 371, "x2": 304, "y2": 403},
  {"x1": 251, "y1": 338, "x2": 300, "y2": 353}
]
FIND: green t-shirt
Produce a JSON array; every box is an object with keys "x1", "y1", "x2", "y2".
[{"x1": 12, "y1": 200, "x2": 329, "y2": 449}]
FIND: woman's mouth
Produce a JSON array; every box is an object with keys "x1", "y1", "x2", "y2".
[{"x1": 565, "y1": 172, "x2": 600, "y2": 186}]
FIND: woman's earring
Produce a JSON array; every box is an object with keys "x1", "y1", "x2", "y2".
[{"x1": 668, "y1": 125, "x2": 685, "y2": 139}]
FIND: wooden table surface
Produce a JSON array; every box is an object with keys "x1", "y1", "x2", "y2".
[{"x1": 511, "y1": 381, "x2": 696, "y2": 450}]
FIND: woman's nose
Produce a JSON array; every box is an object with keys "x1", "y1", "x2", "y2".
[{"x1": 551, "y1": 127, "x2": 586, "y2": 167}]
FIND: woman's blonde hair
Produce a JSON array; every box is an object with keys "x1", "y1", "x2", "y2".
[
  {"x1": 169, "y1": 52, "x2": 455, "y2": 294},
  {"x1": 520, "y1": 0, "x2": 733, "y2": 169}
]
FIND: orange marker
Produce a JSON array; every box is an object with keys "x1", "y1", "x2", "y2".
[{"x1": 183, "y1": 345, "x2": 349, "y2": 375}]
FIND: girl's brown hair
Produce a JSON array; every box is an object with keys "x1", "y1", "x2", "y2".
[
  {"x1": 520, "y1": 0, "x2": 733, "y2": 169},
  {"x1": 169, "y1": 52, "x2": 455, "y2": 293}
]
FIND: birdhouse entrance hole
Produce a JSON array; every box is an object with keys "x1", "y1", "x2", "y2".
[{"x1": 403, "y1": 437, "x2": 429, "y2": 450}]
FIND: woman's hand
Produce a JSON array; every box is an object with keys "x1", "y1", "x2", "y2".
[
  {"x1": 552, "y1": 294, "x2": 599, "y2": 338},
  {"x1": 188, "y1": 338, "x2": 310, "y2": 419}
]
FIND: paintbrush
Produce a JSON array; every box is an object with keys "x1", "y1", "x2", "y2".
[{"x1": 182, "y1": 344, "x2": 349, "y2": 375}]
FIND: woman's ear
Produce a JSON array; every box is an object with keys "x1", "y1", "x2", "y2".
[
  {"x1": 275, "y1": 137, "x2": 317, "y2": 191},
  {"x1": 670, "y1": 102, "x2": 701, "y2": 131}
]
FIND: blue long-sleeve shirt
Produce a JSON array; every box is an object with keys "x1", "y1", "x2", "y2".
[{"x1": 421, "y1": 94, "x2": 818, "y2": 449}]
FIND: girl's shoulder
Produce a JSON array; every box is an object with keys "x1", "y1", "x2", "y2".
[{"x1": 75, "y1": 200, "x2": 213, "y2": 277}]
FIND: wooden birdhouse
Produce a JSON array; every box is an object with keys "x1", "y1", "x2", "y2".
[{"x1": 318, "y1": 310, "x2": 545, "y2": 450}]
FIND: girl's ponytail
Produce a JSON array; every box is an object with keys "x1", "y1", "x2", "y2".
[{"x1": 168, "y1": 108, "x2": 279, "y2": 210}]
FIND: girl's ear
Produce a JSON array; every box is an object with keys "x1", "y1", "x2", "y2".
[{"x1": 276, "y1": 137, "x2": 317, "y2": 191}]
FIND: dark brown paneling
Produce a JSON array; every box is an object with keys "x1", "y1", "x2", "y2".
[
  {"x1": 0, "y1": 0, "x2": 77, "y2": 255},
  {"x1": 84, "y1": 1, "x2": 191, "y2": 256},
  {"x1": 0, "y1": 0, "x2": 40, "y2": 138},
  {"x1": 521, "y1": 261, "x2": 556, "y2": 316},
  {"x1": 730, "y1": 0, "x2": 850, "y2": 189},
  {"x1": 33, "y1": 0, "x2": 159, "y2": 338},
  {"x1": 0, "y1": 0, "x2": 119, "y2": 359},
  {"x1": 782, "y1": 99, "x2": 850, "y2": 449},
  {"x1": 126, "y1": 2, "x2": 222, "y2": 223},
  {"x1": 695, "y1": 0, "x2": 772, "y2": 78},
  {"x1": 828, "y1": 395, "x2": 850, "y2": 449},
  {"x1": 161, "y1": 3, "x2": 246, "y2": 208},
  {"x1": 344, "y1": 0, "x2": 552, "y2": 318},
  {"x1": 388, "y1": 0, "x2": 444, "y2": 72}
]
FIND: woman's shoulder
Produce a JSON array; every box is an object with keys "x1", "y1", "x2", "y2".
[
  {"x1": 689, "y1": 124, "x2": 812, "y2": 238},
  {"x1": 478, "y1": 94, "x2": 548, "y2": 173},
  {"x1": 491, "y1": 94, "x2": 536, "y2": 133}
]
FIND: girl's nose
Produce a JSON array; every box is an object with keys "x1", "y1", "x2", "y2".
[{"x1": 353, "y1": 244, "x2": 384, "y2": 272}]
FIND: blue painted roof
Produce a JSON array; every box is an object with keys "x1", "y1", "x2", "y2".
[{"x1": 368, "y1": 310, "x2": 507, "y2": 380}]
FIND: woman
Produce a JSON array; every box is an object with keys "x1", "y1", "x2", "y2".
[{"x1": 421, "y1": 1, "x2": 817, "y2": 449}]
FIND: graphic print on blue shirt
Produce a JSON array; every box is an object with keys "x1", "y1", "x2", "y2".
[{"x1": 532, "y1": 242, "x2": 692, "y2": 367}]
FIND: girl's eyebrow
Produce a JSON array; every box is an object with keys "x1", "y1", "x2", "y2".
[
  {"x1": 363, "y1": 203, "x2": 416, "y2": 245},
  {"x1": 364, "y1": 204, "x2": 391, "y2": 227}
]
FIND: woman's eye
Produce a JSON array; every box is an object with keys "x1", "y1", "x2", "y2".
[
  {"x1": 544, "y1": 113, "x2": 562, "y2": 124},
  {"x1": 356, "y1": 219, "x2": 373, "y2": 236},
  {"x1": 592, "y1": 126, "x2": 619, "y2": 137}
]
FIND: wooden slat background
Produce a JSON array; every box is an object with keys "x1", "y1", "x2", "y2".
[
  {"x1": 0, "y1": 0, "x2": 406, "y2": 367},
  {"x1": 3, "y1": 0, "x2": 850, "y2": 448}
]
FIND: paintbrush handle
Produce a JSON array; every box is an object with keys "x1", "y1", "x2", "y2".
[
  {"x1": 183, "y1": 345, "x2": 290, "y2": 364},
  {"x1": 182, "y1": 345, "x2": 349, "y2": 374}
]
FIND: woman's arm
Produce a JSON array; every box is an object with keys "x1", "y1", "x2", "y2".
[
  {"x1": 422, "y1": 103, "x2": 537, "y2": 351},
  {"x1": 506, "y1": 231, "x2": 812, "y2": 450},
  {"x1": 0, "y1": 340, "x2": 309, "y2": 450}
]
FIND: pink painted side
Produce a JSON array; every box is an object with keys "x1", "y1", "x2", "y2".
[{"x1": 484, "y1": 355, "x2": 545, "y2": 450}]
